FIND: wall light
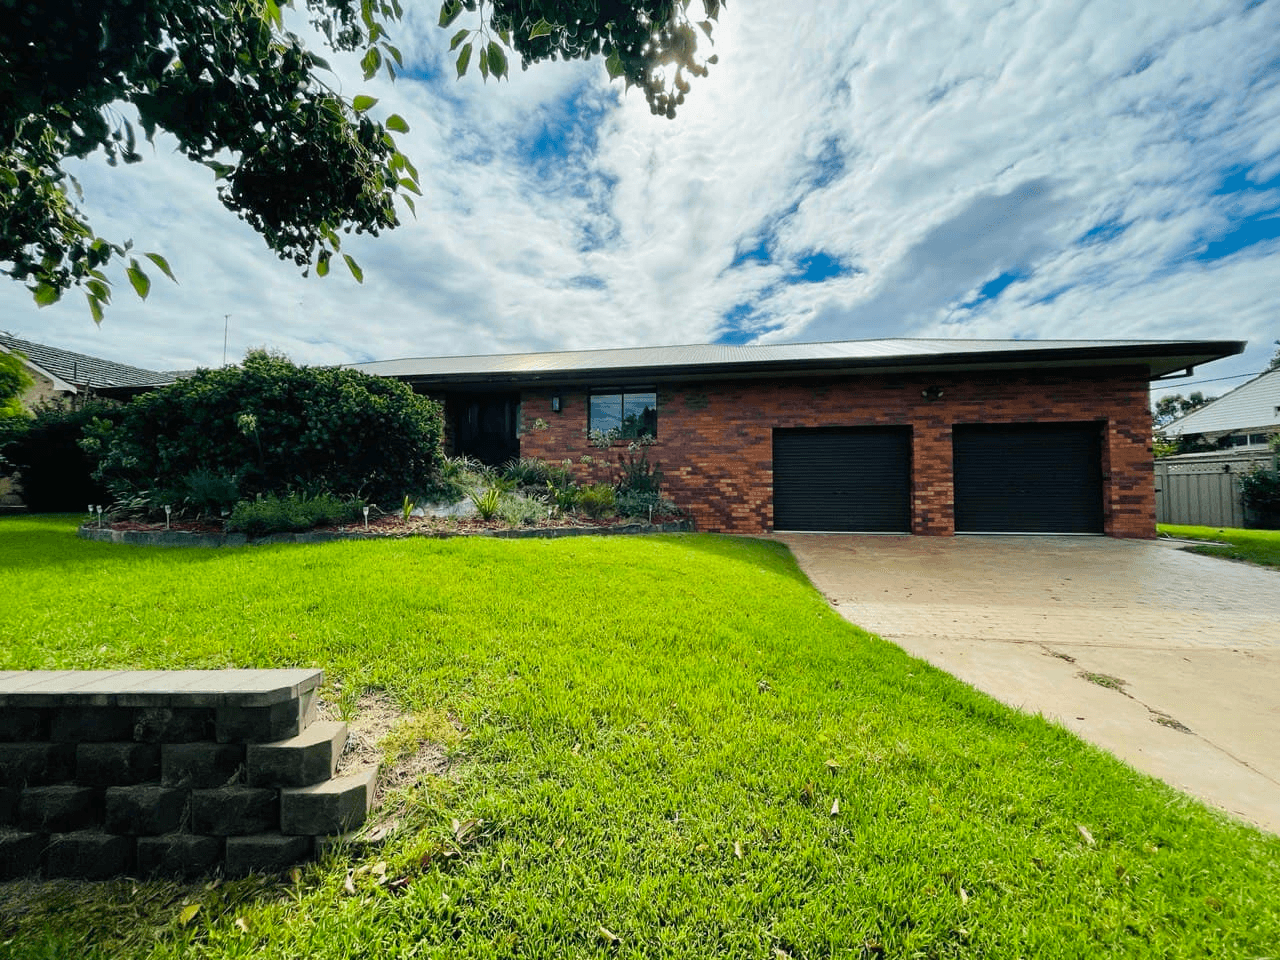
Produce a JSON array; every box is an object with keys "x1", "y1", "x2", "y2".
[
  {"x1": 551, "y1": 393, "x2": 562, "y2": 413},
  {"x1": 921, "y1": 386, "x2": 945, "y2": 401}
]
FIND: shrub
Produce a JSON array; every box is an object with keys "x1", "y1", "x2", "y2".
[
  {"x1": 578, "y1": 483, "x2": 616, "y2": 519},
  {"x1": 87, "y1": 350, "x2": 444, "y2": 508},
  {"x1": 421, "y1": 454, "x2": 486, "y2": 504},
  {"x1": 0, "y1": 401, "x2": 113, "y2": 511},
  {"x1": 616, "y1": 448, "x2": 663, "y2": 496},
  {"x1": 546, "y1": 478, "x2": 579, "y2": 514},
  {"x1": 471, "y1": 486, "x2": 502, "y2": 520},
  {"x1": 503, "y1": 457, "x2": 551, "y2": 489},
  {"x1": 498, "y1": 493, "x2": 544, "y2": 526},
  {"x1": 1240, "y1": 467, "x2": 1280, "y2": 527},
  {"x1": 226, "y1": 492, "x2": 362, "y2": 537},
  {"x1": 177, "y1": 466, "x2": 241, "y2": 515},
  {"x1": 616, "y1": 489, "x2": 677, "y2": 521}
]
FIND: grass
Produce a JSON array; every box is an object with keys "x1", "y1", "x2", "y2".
[
  {"x1": 2, "y1": 515, "x2": 1279, "y2": 959},
  {"x1": 1158, "y1": 523, "x2": 1280, "y2": 569}
]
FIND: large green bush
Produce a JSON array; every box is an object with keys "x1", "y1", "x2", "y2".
[
  {"x1": 86, "y1": 351, "x2": 443, "y2": 509},
  {"x1": 0, "y1": 401, "x2": 113, "y2": 511}
]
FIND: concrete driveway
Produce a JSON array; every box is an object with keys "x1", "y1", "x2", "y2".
[{"x1": 777, "y1": 534, "x2": 1280, "y2": 833}]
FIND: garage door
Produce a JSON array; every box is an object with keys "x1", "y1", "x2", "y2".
[
  {"x1": 953, "y1": 423, "x2": 1103, "y2": 533},
  {"x1": 773, "y1": 427, "x2": 912, "y2": 532}
]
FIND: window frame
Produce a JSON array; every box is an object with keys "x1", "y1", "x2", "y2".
[{"x1": 588, "y1": 390, "x2": 658, "y2": 442}]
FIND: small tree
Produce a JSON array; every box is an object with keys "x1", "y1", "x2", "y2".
[{"x1": 87, "y1": 350, "x2": 443, "y2": 510}]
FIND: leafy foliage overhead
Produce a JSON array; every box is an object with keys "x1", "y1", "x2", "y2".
[
  {"x1": 444, "y1": 0, "x2": 724, "y2": 118},
  {"x1": 0, "y1": 0, "x2": 423, "y2": 320},
  {"x1": 1, "y1": 0, "x2": 724, "y2": 321}
]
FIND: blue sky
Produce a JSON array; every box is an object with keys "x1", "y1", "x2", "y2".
[{"x1": 2, "y1": 0, "x2": 1278, "y2": 398}]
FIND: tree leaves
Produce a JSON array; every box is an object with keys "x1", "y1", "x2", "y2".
[
  {"x1": 33, "y1": 284, "x2": 60, "y2": 308},
  {"x1": 126, "y1": 259, "x2": 151, "y2": 299},
  {"x1": 344, "y1": 254, "x2": 364, "y2": 284},
  {"x1": 144, "y1": 253, "x2": 176, "y2": 283},
  {"x1": 487, "y1": 42, "x2": 508, "y2": 79},
  {"x1": 438, "y1": 1, "x2": 463, "y2": 27},
  {"x1": 3, "y1": 0, "x2": 726, "y2": 323}
]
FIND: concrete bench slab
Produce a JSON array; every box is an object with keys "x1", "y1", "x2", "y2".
[{"x1": 0, "y1": 669, "x2": 323, "y2": 708}]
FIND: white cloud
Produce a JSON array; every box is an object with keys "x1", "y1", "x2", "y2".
[{"x1": 2, "y1": 0, "x2": 1277, "y2": 394}]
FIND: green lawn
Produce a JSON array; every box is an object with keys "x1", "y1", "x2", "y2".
[
  {"x1": 3, "y1": 515, "x2": 1278, "y2": 959},
  {"x1": 1159, "y1": 523, "x2": 1280, "y2": 569}
]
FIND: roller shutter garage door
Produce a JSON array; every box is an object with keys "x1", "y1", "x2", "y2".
[
  {"x1": 773, "y1": 427, "x2": 911, "y2": 532},
  {"x1": 953, "y1": 422, "x2": 1104, "y2": 533}
]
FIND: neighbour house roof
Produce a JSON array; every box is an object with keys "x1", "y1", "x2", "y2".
[
  {"x1": 1161, "y1": 368, "x2": 1280, "y2": 437},
  {"x1": 0, "y1": 332, "x2": 179, "y2": 395},
  {"x1": 347, "y1": 337, "x2": 1245, "y2": 390}
]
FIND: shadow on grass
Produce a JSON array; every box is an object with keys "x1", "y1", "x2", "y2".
[{"x1": 0, "y1": 871, "x2": 292, "y2": 959}]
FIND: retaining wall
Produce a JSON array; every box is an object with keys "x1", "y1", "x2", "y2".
[{"x1": 0, "y1": 670, "x2": 375, "y2": 880}]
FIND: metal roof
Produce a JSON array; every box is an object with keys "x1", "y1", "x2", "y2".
[
  {"x1": 347, "y1": 337, "x2": 1244, "y2": 388},
  {"x1": 0, "y1": 332, "x2": 177, "y2": 392},
  {"x1": 1161, "y1": 368, "x2": 1280, "y2": 437}
]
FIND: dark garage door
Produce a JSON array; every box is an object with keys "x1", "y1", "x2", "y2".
[
  {"x1": 953, "y1": 422, "x2": 1103, "y2": 533},
  {"x1": 773, "y1": 427, "x2": 912, "y2": 532}
]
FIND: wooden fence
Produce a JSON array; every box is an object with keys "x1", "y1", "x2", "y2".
[{"x1": 1154, "y1": 451, "x2": 1276, "y2": 528}]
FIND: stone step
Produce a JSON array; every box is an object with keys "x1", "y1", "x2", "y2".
[
  {"x1": 280, "y1": 766, "x2": 378, "y2": 837},
  {"x1": 215, "y1": 687, "x2": 318, "y2": 744},
  {"x1": 247, "y1": 720, "x2": 348, "y2": 789}
]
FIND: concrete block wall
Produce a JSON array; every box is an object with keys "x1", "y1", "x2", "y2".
[
  {"x1": 0, "y1": 670, "x2": 376, "y2": 880},
  {"x1": 518, "y1": 367, "x2": 1156, "y2": 538}
]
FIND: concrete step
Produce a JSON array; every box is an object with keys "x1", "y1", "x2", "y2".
[
  {"x1": 246, "y1": 720, "x2": 348, "y2": 788},
  {"x1": 280, "y1": 766, "x2": 378, "y2": 836}
]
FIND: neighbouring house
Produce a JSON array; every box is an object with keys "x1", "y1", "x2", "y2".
[
  {"x1": 0, "y1": 333, "x2": 183, "y2": 507},
  {"x1": 349, "y1": 337, "x2": 1244, "y2": 538},
  {"x1": 0, "y1": 332, "x2": 181, "y2": 410},
  {"x1": 1154, "y1": 368, "x2": 1280, "y2": 528},
  {"x1": 1158, "y1": 367, "x2": 1280, "y2": 451}
]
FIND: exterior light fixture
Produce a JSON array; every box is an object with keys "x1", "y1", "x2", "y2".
[
  {"x1": 921, "y1": 386, "x2": 944, "y2": 401},
  {"x1": 163, "y1": 504, "x2": 172, "y2": 530},
  {"x1": 362, "y1": 505, "x2": 370, "y2": 530},
  {"x1": 551, "y1": 393, "x2": 562, "y2": 413}
]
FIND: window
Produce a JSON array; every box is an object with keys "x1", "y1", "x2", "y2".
[{"x1": 589, "y1": 391, "x2": 657, "y2": 440}]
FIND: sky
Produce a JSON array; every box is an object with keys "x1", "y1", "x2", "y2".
[{"x1": 3, "y1": 0, "x2": 1279, "y2": 402}]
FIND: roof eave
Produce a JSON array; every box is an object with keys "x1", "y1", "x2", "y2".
[{"x1": 388, "y1": 342, "x2": 1246, "y2": 391}]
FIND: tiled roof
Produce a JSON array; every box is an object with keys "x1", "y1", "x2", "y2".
[
  {"x1": 1161, "y1": 368, "x2": 1280, "y2": 436},
  {"x1": 0, "y1": 332, "x2": 176, "y2": 390}
]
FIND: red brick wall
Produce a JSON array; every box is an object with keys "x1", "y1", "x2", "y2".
[{"x1": 518, "y1": 367, "x2": 1155, "y2": 538}]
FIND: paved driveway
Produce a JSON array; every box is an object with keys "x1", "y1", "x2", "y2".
[{"x1": 776, "y1": 534, "x2": 1280, "y2": 833}]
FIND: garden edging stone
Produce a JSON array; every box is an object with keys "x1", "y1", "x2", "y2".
[{"x1": 77, "y1": 519, "x2": 693, "y2": 548}]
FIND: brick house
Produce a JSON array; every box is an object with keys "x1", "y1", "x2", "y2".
[{"x1": 354, "y1": 337, "x2": 1240, "y2": 537}]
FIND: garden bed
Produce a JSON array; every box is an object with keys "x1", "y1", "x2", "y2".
[{"x1": 78, "y1": 513, "x2": 692, "y2": 548}]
